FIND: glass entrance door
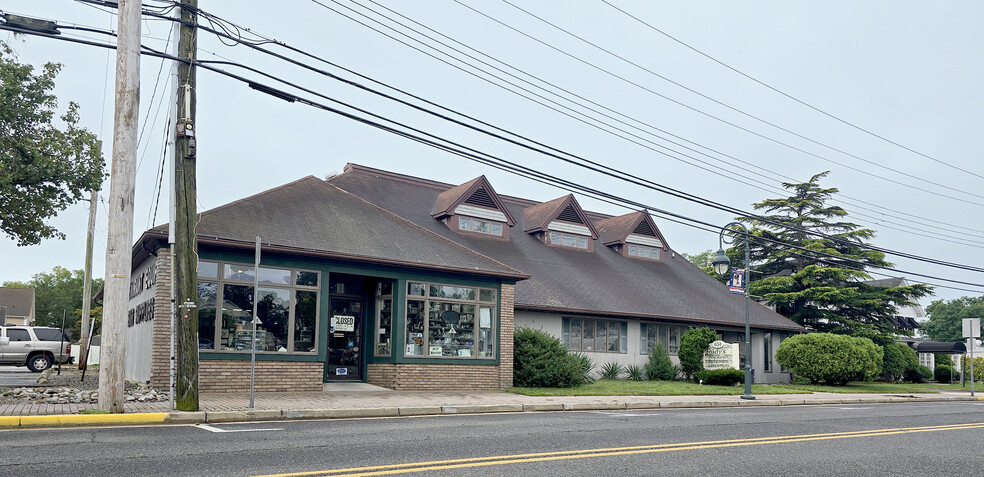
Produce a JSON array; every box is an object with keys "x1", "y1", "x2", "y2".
[{"x1": 327, "y1": 297, "x2": 364, "y2": 380}]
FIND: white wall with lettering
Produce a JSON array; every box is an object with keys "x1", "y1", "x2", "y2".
[{"x1": 125, "y1": 255, "x2": 157, "y2": 382}]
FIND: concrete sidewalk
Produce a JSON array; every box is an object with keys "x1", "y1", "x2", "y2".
[{"x1": 2, "y1": 384, "x2": 981, "y2": 429}]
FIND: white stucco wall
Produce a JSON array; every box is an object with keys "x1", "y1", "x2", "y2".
[
  {"x1": 124, "y1": 255, "x2": 158, "y2": 382},
  {"x1": 516, "y1": 309, "x2": 793, "y2": 384}
]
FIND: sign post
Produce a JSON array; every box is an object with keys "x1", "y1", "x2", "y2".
[{"x1": 963, "y1": 318, "x2": 980, "y2": 397}]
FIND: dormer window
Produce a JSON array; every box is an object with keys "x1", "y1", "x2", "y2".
[
  {"x1": 627, "y1": 244, "x2": 660, "y2": 259},
  {"x1": 460, "y1": 217, "x2": 504, "y2": 236},
  {"x1": 431, "y1": 175, "x2": 516, "y2": 240},
  {"x1": 524, "y1": 195, "x2": 600, "y2": 252},
  {"x1": 595, "y1": 210, "x2": 669, "y2": 262},
  {"x1": 549, "y1": 231, "x2": 588, "y2": 249}
]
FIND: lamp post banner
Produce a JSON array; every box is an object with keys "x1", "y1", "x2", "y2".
[{"x1": 729, "y1": 268, "x2": 746, "y2": 294}]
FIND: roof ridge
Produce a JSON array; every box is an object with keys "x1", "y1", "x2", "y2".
[
  {"x1": 339, "y1": 163, "x2": 616, "y2": 220},
  {"x1": 328, "y1": 183, "x2": 529, "y2": 279},
  {"x1": 150, "y1": 175, "x2": 324, "y2": 232}
]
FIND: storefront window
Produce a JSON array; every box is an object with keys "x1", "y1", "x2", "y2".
[
  {"x1": 404, "y1": 281, "x2": 496, "y2": 359},
  {"x1": 197, "y1": 260, "x2": 319, "y2": 354},
  {"x1": 294, "y1": 291, "x2": 317, "y2": 352},
  {"x1": 405, "y1": 299, "x2": 425, "y2": 356},
  {"x1": 375, "y1": 281, "x2": 394, "y2": 357},
  {"x1": 198, "y1": 282, "x2": 217, "y2": 349}
]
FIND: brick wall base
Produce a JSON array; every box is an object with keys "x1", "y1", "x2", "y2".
[
  {"x1": 367, "y1": 363, "x2": 501, "y2": 391},
  {"x1": 200, "y1": 360, "x2": 323, "y2": 392}
]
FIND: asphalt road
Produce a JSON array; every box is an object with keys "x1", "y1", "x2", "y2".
[
  {"x1": 2, "y1": 401, "x2": 982, "y2": 476},
  {"x1": 0, "y1": 367, "x2": 40, "y2": 387}
]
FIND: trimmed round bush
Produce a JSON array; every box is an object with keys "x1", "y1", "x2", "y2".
[
  {"x1": 934, "y1": 365, "x2": 958, "y2": 383},
  {"x1": 882, "y1": 343, "x2": 917, "y2": 381},
  {"x1": 906, "y1": 365, "x2": 933, "y2": 383},
  {"x1": 679, "y1": 326, "x2": 718, "y2": 380},
  {"x1": 775, "y1": 333, "x2": 883, "y2": 385},
  {"x1": 694, "y1": 368, "x2": 744, "y2": 386},
  {"x1": 513, "y1": 327, "x2": 583, "y2": 388}
]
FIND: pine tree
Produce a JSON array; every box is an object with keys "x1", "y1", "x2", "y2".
[{"x1": 734, "y1": 172, "x2": 931, "y2": 343}]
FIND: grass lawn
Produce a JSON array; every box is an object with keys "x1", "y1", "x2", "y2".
[
  {"x1": 509, "y1": 380, "x2": 972, "y2": 396},
  {"x1": 509, "y1": 379, "x2": 810, "y2": 396}
]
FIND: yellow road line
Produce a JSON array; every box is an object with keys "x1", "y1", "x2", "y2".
[{"x1": 254, "y1": 422, "x2": 984, "y2": 477}]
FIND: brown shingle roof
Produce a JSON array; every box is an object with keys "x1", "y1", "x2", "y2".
[
  {"x1": 329, "y1": 165, "x2": 803, "y2": 332},
  {"x1": 149, "y1": 176, "x2": 527, "y2": 280}
]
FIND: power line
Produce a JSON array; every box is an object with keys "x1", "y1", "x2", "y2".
[
  {"x1": 64, "y1": 9, "x2": 984, "y2": 274},
  {"x1": 320, "y1": 0, "x2": 984, "y2": 243},
  {"x1": 599, "y1": 0, "x2": 984, "y2": 182},
  {"x1": 7, "y1": 17, "x2": 982, "y2": 293},
  {"x1": 453, "y1": 0, "x2": 984, "y2": 206},
  {"x1": 340, "y1": 0, "x2": 984, "y2": 246}
]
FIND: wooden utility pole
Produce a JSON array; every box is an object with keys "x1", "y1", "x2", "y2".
[
  {"x1": 98, "y1": 0, "x2": 142, "y2": 413},
  {"x1": 78, "y1": 186, "x2": 99, "y2": 370},
  {"x1": 174, "y1": 0, "x2": 200, "y2": 411}
]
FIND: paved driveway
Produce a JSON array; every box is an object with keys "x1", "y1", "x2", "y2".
[{"x1": 0, "y1": 367, "x2": 39, "y2": 387}]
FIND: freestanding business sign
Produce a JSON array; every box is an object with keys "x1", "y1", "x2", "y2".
[{"x1": 963, "y1": 318, "x2": 980, "y2": 397}]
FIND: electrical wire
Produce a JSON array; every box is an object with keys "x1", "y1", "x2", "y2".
[
  {"x1": 7, "y1": 18, "x2": 982, "y2": 294},
  {"x1": 137, "y1": 0, "x2": 984, "y2": 244},
  {"x1": 599, "y1": 0, "x2": 984, "y2": 182},
  {"x1": 342, "y1": 0, "x2": 984, "y2": 246},
  {"x1": 452, "y1": 0, "x2": 984, "y2": 205},
  {"x1": 28, "y1": 12, "x2": 984, "y2": 275}
]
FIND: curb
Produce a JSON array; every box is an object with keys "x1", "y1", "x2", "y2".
[{"x1": 1, "y1": 395, "x2": 978, "y2": 429}]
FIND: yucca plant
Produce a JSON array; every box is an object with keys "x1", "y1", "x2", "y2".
[
  {"x1": 599, "y1": 362, "x2": 624, "y2": 380},
  {"x1": 571, "y1": 352, "x2": 596, "y2": 384},
  {"x1": 625, "y1": 364, "x2": 645, "y2": 381}
]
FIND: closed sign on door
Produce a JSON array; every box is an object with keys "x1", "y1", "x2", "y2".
[{"x1": 331, "y1": 315, "x2": 355, "y2": 332}]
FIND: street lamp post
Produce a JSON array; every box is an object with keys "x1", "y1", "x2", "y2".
[{"x1": 712, "y1": 222, "x2": 755, "y2": 400}]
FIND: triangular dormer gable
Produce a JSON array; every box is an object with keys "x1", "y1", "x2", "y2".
[
  {"x1": 595, "y1": 210, "x2": 669, "y2": 250},
  {"x1": 523, "y1": 194, "x2": 599, "y2": 239},
  {"x1": 431, "y1": 175, "x2": 516, "y2": 226}
]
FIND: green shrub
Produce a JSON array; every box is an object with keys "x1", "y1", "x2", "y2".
[
  {"x1": 694, "y1": 368, "x2": 744, "y2": 386},
  {"x1": 854, "y1": 338, "x2": 884, "y2": 382},
  {"x1": 599, "y1": 362, "x2": 624, "y2": 380},
  {"x1": 625, "y1": 364, "x2": 645, "y2": 381},
  {"x1": 936, "y1": 354, "x2": 953, "y2": 367},
  {"x1": 960, "y1": 356, "x2": 984, "y2": 383},
  {"x1": 934, "y1": 365, "x2": 958, "y2": 383},
  {"x1": 513, "y1": 327, "x2": 583, "y2": 388},
  {"x1": 882, "y1": 343, "x2": 918, "y2": 381},
  {"x1": 775, "y1": 333, "x2": 883, "y2": 385},
  {"x1": 645, "y1": 345, "x2": 675, "y2": 381},
  {"x1": 679, "y1": 326, "x2": 717, "y2": 381},
  {"x1": 906, "y1": 365, "x2": 933, "y2": 383},
  {"x1": 571, "y1": 353, "x2": 596, "y2": 384}
]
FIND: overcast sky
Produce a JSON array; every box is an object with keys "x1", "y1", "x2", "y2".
[{"x1": 2, "y1": 1, "x2": 982, "y2": 309}]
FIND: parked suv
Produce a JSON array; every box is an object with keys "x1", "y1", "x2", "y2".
[{"x1": 0, "y1": 326, "x2": 72, "y2": 372}]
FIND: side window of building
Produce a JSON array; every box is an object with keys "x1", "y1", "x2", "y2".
[
  {"x1": 562, "y1": 317, "x2": 626, "y2": 354},
  {"x1": 763, "y1": 332, "x2": 772, "y2": 372}
]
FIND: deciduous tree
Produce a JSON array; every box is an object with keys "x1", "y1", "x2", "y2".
[
  {"x1": 0, "y1": 41, "x2": 104, "y2": 246},
  {"x1": 2, "y1": 266, "x2": 102, "y2": 333},
  {"x1": 923, "y1": 296, "x2": 984, "y2": 342}
]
